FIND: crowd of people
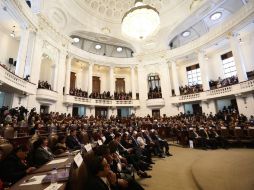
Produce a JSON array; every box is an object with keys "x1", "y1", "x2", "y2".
[
  {"x1": 38, "y1": 80, "x2": 52, "y2": 90},
  {"x1": 0, "y1": 105, "x2": 253, "y2": 189},
  {"x1": 114, "y1": 92, "x2": 132, "y2": 100},
  {"x1": 0, "y1": 106, "x2": 174, "y2": 189},
  {"x1": 148, "y1": 87, "x2": 162, "y2": 99},
  {"x1": 179, "y1": 84, "x2": 203, "y2": 95},
  {"x1": 209, "y1": 76, "x2": 238, "y2": 90},
  {"x1": 69, "y1": 88, "x2": 88, "y2": 97},
  {"x1": 69, "y1": 88, "x2": 134, "y2": 100}
]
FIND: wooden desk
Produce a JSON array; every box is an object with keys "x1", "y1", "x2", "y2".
[
  {"x1": 10, "y1": 169, "x2": 68, "y2": 190},
  {"x1": 32, "y1": 156, "x2": 73, "y2": 174}
]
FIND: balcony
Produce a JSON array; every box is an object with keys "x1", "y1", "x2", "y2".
[
  {"x1": 63, "y1": 95, "x2": 140, "y2": 107},
  {"x1": 146, "y1": 98, "x2": 165, "y2": 107},
  {"x1": 36, "y1": 89, "x2": 58, "y2": 103},
  {"x1": 0, "y1": 64, "x2": 36, "y2": 94},
  {"x1": 171, "y1": 79, "x2": 254, "y2": 104}
]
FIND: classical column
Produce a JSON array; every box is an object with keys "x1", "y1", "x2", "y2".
[
  {"x1": 52, "y1": 64, "x2": 58, "y2": 91},
  {"x1": 56, "y1": 51, "x2": 67, "y2": 93},
  {"x1": 160, "y1": 62, "x2": 172, "y2": 97},
  {"x1": 131, "y1": 66, "x2": 136, "y2": 99},
  {"x1": 29, "y1": 33, "x2": 43, "y2": 84},
  {"x1": 64, "y1": 55, "x2": 72, "y2": 95},
  {"x1": 171, "y1": 60, "x2": 180, "y2": 96},
  {"x1": 229, "y1": 35, "x2": 248, "y2": 82},
  {"x1": 88, "y1": 63, "x2": 94, "y2": 96},
  {"x1": 15, "y1": 28, "x2": 30, "y2": 77},
  {"x1": 23, "y1": 31, "x2": 36, "y2": 78},
  {"x1": 109, "y1": 66, "x2": 115, "y2": 96},
  {"x1": 198, "y1": 51, "x2": 210, "y2": 91}
]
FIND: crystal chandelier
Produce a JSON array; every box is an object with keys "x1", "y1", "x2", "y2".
[{"x1": 121, "y1": 0, "x2": 160, "y2": 40}]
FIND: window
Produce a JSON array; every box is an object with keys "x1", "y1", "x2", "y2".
[
  {"x1": 148, "y1": 73, "x2": 162, "y2": 99},
  {"x1": 148, "y1": 73, "x2": 161, "y2": 92},
  {"x1": 186, "y1": 64, "x2": 201, "y2": 85},
  {"x1": 221, "y1": 51, "x2": 237, "y2": 78}
]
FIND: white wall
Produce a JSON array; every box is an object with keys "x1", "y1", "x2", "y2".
[
  {"x1": 0, "y1": 91, "x2": 13, "y2": 108},
  {"x1": 184, "y1": 103, "x2": 194, "y2": 114},
  {"x1": 240, "y1": 32, "x2": 254, "y2": 72},
  {"x1": 40, "y1": 58, "x2": 53, "y2": 83},
  {"x1": 201, "y1": 100, "x2": 217, "y2": 115},
  {"x1": 0, "y1": 27, "x2": 19, "y2": 69},
  {"x1": 216, "y1": 98, "x2": 232, "y2": 112},
  {"x1": 236, "y1": 93, "x2": 254, "y2": 118}
]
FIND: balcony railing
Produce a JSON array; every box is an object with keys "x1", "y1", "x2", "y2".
[
  {"x1": 64, "y1": 95, "x2": 140, "y2": 107},
  {"x1": 171, "y1": 79, "x2": 254, "y2": 103},
  {"x1": 179, "y1": 93, "x2": 200, "y2": 101},
  {"x1": 0, "y1": 64, "x2": 36, "y2": 94},
  {"x1": 36, "y1": 89, "x2": 58, "y2": 103},
  {"x1": 146, "y1": 98, "x2": 165, "y2": 107},
  {"x1": 240, "y1": 80, "x2": 254, "y2": 90},
  {"x1": 206, "y1": 86, "x2": 232, "y2": 96}
]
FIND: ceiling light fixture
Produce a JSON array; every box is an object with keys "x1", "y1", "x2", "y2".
[
  {"x1": 95, "y1": 44, "x2": 102, "y2": 50},
  {"x1": 182, "y1": 31, "x2": 191, "y2": 37},
  {"x1": 210, "y1": 12, "x2": 222, "y2": 21},
  {"x1": 73, "y1": 37, "x2": 80, "y2": 43},
  {"x1": 116, "y1": 47, "x2": 123, "y2": 52},
  {"x1": 121, "y1": 0, "x2": 160, "y2": 40}
]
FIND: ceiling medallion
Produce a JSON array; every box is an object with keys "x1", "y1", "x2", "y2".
[{"x1": 121, "y1": 0, "x2": 160, "y2": 40}]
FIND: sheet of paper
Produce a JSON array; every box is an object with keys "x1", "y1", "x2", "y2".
[
  {"x1": 47, "y1": 158, "x2": 68, "y2": 165},
  {"x1": 20, "y1": 175, "x2": 47, "y2": 186},
  {"x1": 74, "y1": 153, "x2": 83, "y2": 168},
  {"x1": 98, "y1": 140, "x2": 103, "y2": 145},
  {"x1": 44, "y1": 183, "x2": 63, "y2": 190},
  {"x1": 101, "y1": 136, "x2": 106, "y2": 142},
  {"x1": 84, "y1": 143, "x2": 92, "y2": 152}
]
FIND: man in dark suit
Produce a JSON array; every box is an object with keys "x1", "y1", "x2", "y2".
[
  {"x1": 0, "y1": 145, "x2": 36, "y2": 184},
  {"x1": 87, "y1": 156, "x2": 117, "y2": 190},
  {"x1": 66, "y1": 129, "x2": 82, "y2": 150}
]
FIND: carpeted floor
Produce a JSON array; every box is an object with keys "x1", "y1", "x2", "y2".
[{"x1": 136, "y1": 146, "x2": 254, "y2": 190}]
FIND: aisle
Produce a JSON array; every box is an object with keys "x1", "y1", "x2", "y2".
[{"x1": 137, "y1": 146, "x2": 254, "y2": 190}]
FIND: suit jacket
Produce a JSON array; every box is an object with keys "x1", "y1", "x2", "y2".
[
  {"x1": 34, "y1": 146, "x2": 54, "y2": 166},
  {"x1": 0, "y1": 153, "x2": 28, "y2": 184},
  {"x1": 66, "y1": 135, "x2": 81, "y2": 150},
  {"x1": 87, "y1": 176, "x2": 118, "y2": 190}
]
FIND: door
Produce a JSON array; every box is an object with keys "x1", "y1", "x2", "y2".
[
  {"x1": 93, "y1": 76, "x2": 100, "y2": 93},
  {"x1": 115, "y1": 78, "x2": 125, "y2": 93},
  {"x1": 152, "y1": 109, "x2": 160, "y2": 118},
  {"x1": 95, "y1": 107, "x2": 108, "y2": 118},
  {"x1": 70, "y1": 72, "x2": 76, "y2": 90}
]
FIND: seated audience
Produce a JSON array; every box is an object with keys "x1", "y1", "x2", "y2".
[
  {"x1": 87, "y1": 156, "x2": 118, "y2": 190},
  {"x1": 54, "y1": 135, "x2": 67, "y2": 154},
  {"x1": 33, "y1": 137, "x2": 54, "y2": 166},
  {"x1": 0, "y1": 145, "x2": 36, "y2": 184},
  {"x1": 66, "y1": 129, "x2": 82, "y2": 150}
]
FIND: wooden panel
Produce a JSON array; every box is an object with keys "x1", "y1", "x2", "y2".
[
  {"x1": 115, "y1": 78, "x2": 125, "y2": 93},
  {"x1": 92, "y1": 76, "x2": 100, "y2": 93},
  {"x1": 70, "y1": 72, "x2": 76, "y2": 90}
]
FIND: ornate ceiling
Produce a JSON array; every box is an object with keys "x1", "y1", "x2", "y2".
[{"x1": 73, "y1": 0, "x2": 184, "y2": 23}]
